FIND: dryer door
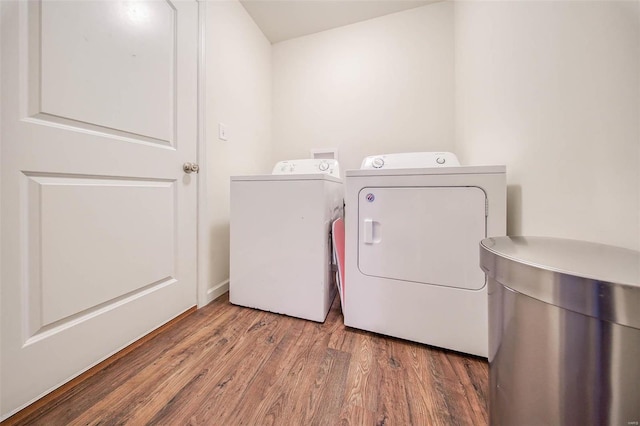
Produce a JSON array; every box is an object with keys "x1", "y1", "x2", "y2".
[{"x1": 358, "y1": 186, "x2": 486, "y2": 290}]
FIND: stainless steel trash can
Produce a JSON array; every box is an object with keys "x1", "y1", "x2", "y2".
[{"x1": 480, "y1": 237, "x2": 640, "y2": 426}]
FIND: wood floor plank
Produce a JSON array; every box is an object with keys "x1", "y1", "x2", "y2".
[
  {"x1": 67, "y1": 304, "x2": 244, "y2": 425},
  {"x1": 230, "y1": 319, "x2": 315, "y2": 424},
  {"x1": 307, "y1": 347, "x2": 351, "y2": 425},
  {"x1": 242, "y1": 318, "x2": 326, "y2": 425},
  {"x1": 398, "y1": 343, "x2": 452, "y2": 426},
  {"x1": 10, "y1": 306, "x2": 202, "y2": 425},
  {"x1": 142, "y1": 309, "x2": 280, "y2": 424},
  {"x1": 196, "y1": 316, "x2": 295, "y2": 423},
  {"x1": 339, "y1": 330, "x2": 378, "y2": 415},
  {"x1": 448, "y1": 353, "x2": 489, "y2": 425},
  {"x1": 21, "y1": 298, "x2": 234, "y2": 425},
  {"x1": 338, "y1": 403, "x2": 379, "y2": 426},
  {"x1": 2, "y1": 293, "x2": 489, "y2": 426},
  {"x1": 198, "y1": 314, "x2": 303, "y2": 424},
  {"x1": 373, "y1": 335, "x2": 414, "y2": 425},
  {"x1": 153, "y1": 310, "x2": 295, "y2": 424},
  {"x1": 279, "y1": 323, "x2": 343, "y2": 424},
  {"x1": 429, "y1": 350, "x2": 487, "y2": 426}
]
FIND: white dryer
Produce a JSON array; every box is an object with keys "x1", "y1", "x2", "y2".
[
  {"x1": 230, "y1": 159, "x2": 343, "y2": 322},
  {"x1": 344, "y1": 152, "x2": 506, "y2": 356}
]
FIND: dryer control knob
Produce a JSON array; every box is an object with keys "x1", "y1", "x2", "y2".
[
  {"x1": 319, "y1": 161, "x2": 329, "y2": 171},
  {"x1": 436, "y1": 157, "x2": 446, "y2": 164},
  {"x1": 372, "y1": 157, "x2": 385, "y2": 168}
]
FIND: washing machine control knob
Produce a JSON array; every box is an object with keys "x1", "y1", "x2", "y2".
[
  {"x1": 318, "y1": 161, "x2": 329, "y2": 171},
  {"x1": 436, "y1": 157, "x2": 446, "y2": 165},
  {"x1": 372, "y1": 157, "x2": 385, "y2": 168}
]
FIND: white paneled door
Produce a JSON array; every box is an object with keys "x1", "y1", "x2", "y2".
[{"x1": 0, "y1": 0, "x2": 198, "y2": 418}]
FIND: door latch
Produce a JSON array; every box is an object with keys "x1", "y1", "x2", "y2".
[{"x1": 183, "y1": 162, "x2": 199, "y2": 174}]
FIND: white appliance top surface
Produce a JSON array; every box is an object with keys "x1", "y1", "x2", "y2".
[
  {"x1": 346, "y1": 164, "x2": 505, "y2": 177},
  {"x1": 360, "y1": 152, "x2": 460, "y2": 169},
  {"x1": 232, "y1": 173, "x2": 342, "y2": 183}
]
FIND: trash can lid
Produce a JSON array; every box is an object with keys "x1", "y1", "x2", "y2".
[{"x1": 480, "y1": 236, "x2": 640, "y2": 329}]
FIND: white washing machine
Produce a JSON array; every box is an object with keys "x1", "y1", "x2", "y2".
[
  {"x1": 230, "y1": 159, "x2": 343, "y2": 322},
  {"x1": 344, "y1": 152, "x2": 506, "y2": 357}
]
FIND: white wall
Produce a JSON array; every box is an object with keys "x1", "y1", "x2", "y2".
[
  {"x1": 272, "y1": 2, "x2": 455, "y2": 171},
  {"x1": 271, "y1": 0, "x2": 639, "y2": 251},
  {"x1": 202, "y1": 0, "x2": 272, "y2": 303},
  {"x1": 202, "y1": 0, "x2": 638, "y2": 301},
  {"x1": 454, "y1": 1, "x2": 640, "y2": 251}
]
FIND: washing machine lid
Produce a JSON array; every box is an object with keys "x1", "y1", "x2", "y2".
[{"x1": 360, "y1": 152, "x2": 460, "y2": 169}]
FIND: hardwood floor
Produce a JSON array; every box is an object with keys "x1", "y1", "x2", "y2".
[{"x1": 6, "y1": 293, "x2": 488, "y2": 426}]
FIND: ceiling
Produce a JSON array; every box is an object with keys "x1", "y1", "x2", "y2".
[{"x1": 239, "y1": 0, "x2": 437, "y2": 44}]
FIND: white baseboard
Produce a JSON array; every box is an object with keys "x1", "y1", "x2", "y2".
[{"x1": 202, "y1": 279, "x2": 229, "y2": 307}]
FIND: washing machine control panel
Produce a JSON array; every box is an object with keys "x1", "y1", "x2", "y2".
[
  {"x1": 272, "y1": 159, "x2": 340, "y2": 177},
  {"x1": 361, "y1": 152, "x2": 460, "y2": 169},
  {"x1": 372, "y1": 157, "x2": 385, "y2": 168}
]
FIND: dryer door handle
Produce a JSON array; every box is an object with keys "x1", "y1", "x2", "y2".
[
  {"x1": 363, "y1": 219, "x2": 373, "y2": 243},
  {"x1": 363, "y1": 218, "x2": 381, "y2": 244}
]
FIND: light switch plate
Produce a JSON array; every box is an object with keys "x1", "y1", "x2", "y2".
[{"x1": 218, "y1": 123, "x2": 228, "y2": 141}]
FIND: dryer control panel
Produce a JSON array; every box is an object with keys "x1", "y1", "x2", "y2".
[
  {"x1": 361, "y1": 152, "x2": 460, "y2": 169},
  {"x1": 272, "y1": 159, "x2": 340, "y2": 177}
]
